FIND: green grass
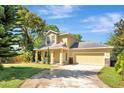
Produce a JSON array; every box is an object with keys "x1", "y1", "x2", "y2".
[
  {"x1": 98, "y1": 67, "x2": 124, "y2": 88},
  {"x1": 0, "y1": 63, "x2": 52, "y2": 88}
]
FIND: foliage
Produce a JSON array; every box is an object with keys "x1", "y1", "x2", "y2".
[
  {"x1": 107, "y1": 19, "x2": 124, "y2": 58},
  {"x1": 115, "y1": 51, "x2": 124, "y2": 80},
  {"x1": 45, "y1": 24, "x2": 60, "y2": 32},
  {"x1": 13, "y1": 55, "x2": 24, "y2": 63},
  {"x1": 72, "y1": 34, "x2": 82, "y2": 42},
  {"x1": 16, "y1": 6, "x2": 45, "y2": 51},
  {"x1": 0, "y1": 64, "x2": 4, "y2": 70},
  {"x1": 33, "y1": 33, "x2": 44, "y2": 48},
  {"x1": 23, "y1": 50, "x2": 33, "y2": 63},
  {"x1": 0, "y1": 5, "x2": 19, "y2": 57},
  {"x1": 98, "y1": 67, "x2": 123, "y2": 88}
]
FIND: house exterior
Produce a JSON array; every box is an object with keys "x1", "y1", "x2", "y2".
[{"x1": 33, "y1": 30, "x2": 113, "y2": 66}]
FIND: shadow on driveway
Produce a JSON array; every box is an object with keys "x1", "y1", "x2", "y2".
[{"x1": 31, "y1": 69, "x2": 98, "y2": 79}]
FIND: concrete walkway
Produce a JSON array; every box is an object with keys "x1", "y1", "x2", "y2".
[{"x1": 21, "y1": 65, "x2": 109, "y2": 88}]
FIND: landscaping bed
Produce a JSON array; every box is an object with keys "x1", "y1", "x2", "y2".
[
  {"x1": 98, "y1": 67, "x2": 124, "y2": 88},
  {"x1": 0, "y1": 63, "x2": 52, "y2": 88}
]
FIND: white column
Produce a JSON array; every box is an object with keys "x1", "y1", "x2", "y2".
[
  {"x1": 104, "y1": 52, "x2": 110, "y2": 58},
  {"x1": 55, "y1": 35, "x2": 57, "y2": 44},
  {"x1": 60, "y1": 50, "x2": 64, "y2": 65},
  {"x1": 50, "y1": 51, "x2": 54, "y2": 64},
  {"x1": 41, "y1": 51, "x2": 43, "y2": 61},
  {"x1": 104, "y1": 52, "x2": 110, "y2": 66},
  {"x1": 35, "y1": 51, "x2": 38, "y2": 62}
]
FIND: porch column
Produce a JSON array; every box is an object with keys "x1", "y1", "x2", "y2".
[
  {"x1": 40, "y1": 51, "x2": 43, "y2": 61},
  {"x1": 104, "y1": 52, "x2": 110, "y2": 66},
  {"x1": 50, "y1": 51, "x2": 54, "y2": 64},
  {"x1": 60, "y1": 49, "x2": 64, "y2": 65},
  {"x1": 35, "y1": 51, "x2": 38, "y2": 62}
]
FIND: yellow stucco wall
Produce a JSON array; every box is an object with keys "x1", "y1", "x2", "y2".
[
  {"x1": 46, "y1": 31, "x2": 76, "y2": 48},
  {"x1": 46, "y1": 32, "x2": 58, "y2": 45},
  {"x1": 53, "y1": 50, "x2": 60, "y2": 63},
  {"x1": 68, "y1": 48, "x2": 112, "y2": 66},
  {"x1": 58, "y1": 34, "x2": 76, "y2": 47}
]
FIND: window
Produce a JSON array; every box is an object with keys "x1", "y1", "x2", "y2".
[
  {"x1": 51, "y1": 36, "x2": 55, "y2": 43},
  {"x1": 47, "y1": 37, "x2": 50, "y2": 45}
]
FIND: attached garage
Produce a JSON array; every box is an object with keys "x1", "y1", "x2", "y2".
[
  {"x1": 69, "y1": 42, "x2": 113, "y2": 66},
  {"x1": 75, "y1": 53, "x2": 105, "y2": 66}
]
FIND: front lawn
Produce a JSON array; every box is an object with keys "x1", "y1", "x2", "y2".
[
  {"x1": 0, "y1": 63, "x2": 52, "y2": 88},
  {"x1": 98, "y1": 67, "x2": 124, "y2": 88}
]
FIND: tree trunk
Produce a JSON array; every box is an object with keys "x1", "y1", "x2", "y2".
[
  {"x1": 0, "y1": 57, "x2": 1, "y2": 64},
  {"x1": 22, "y1": 27, "x2": 34, "y2": 50}
]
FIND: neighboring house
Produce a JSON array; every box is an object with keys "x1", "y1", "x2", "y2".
[{"x1": 34, "y1": 30, "x2": 113, "y2": 66}]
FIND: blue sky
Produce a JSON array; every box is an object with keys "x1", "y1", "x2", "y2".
[{"x1": 24, "y1": 5, "x2": 124, "y2": 43}]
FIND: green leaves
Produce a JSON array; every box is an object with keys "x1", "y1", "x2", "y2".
[
  {"x1": 16, "y1": 6, "x2": 45, "y2": 51},
  {"x1": 0, "y1": 6, "x2": 19, "y2": 57},
  {"x1": 107, "y1": 19, "x2": 124, "y2": 59},
  {"x1": 72, "y1": 34, "x2": 82, "y2": 42},
  {"x1": 115, "y1": 51, "x2": 124, "y2": 80},
  {"x1": 45, "y1": 24, "x2": 60, "y2": 32}
]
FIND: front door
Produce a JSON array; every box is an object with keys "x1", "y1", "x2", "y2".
[{"x1": 69, "y1": 57, "x2": 73, "y2": 64}]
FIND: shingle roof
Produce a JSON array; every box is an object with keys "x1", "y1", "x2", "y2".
[
  {"x1": 39, "y1": 42, "x2": 67, "y2": 49},
  {"x1": 70, "y1": 42, "x2": 112, "y2": 48}
]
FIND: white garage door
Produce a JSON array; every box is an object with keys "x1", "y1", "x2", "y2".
[{"x1": 76, "y1": 53, "x2": 105, "y2": 66}]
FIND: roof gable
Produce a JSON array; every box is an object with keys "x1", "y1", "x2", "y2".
[{"x1": 45, "y1": 30, "x2": 59, "y2": 36}]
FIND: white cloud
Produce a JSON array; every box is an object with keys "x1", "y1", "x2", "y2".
[
  {"x1": 81, "y1": 13, "x2": 124, "y2": 33},
  {"x1": 39, "y1": 5, "x2": 78, "y2": 19}
]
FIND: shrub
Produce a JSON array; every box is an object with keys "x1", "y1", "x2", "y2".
[
  {"x1": 23, "y1": 50, "x2": 33, "y2": 63},
  {"x1": 13, "y1": 55, "x2": 24, "y2": 63},
  {"x1": 115, "y1": 51, "x2": 124, "y2": 80},
  {"x1": 0, "y1": 64, "x2": 4, "y2": 70}
]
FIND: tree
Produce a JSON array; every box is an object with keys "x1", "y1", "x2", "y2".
[
  {"x1": 45, "y1": 24, "x2": 60, "y2": 32},
  {"x1": 16, "y1": 6, "x2": 45, "y2": 51},
  {"x1": 72, "y1": 34, "x2": 82, "y2": 42},
  {"x1": 115, "y1": 51, "x2": 124, "y2": 80},
  {"x1": 0, "y1": 6, "x2": 18, "y2": 58},
  {"x1": 107, "y1": 19, "x2": 124, "y2": 57},
  {"x1": 0, "y1": 5, "x2": 19, "y2": 68}
]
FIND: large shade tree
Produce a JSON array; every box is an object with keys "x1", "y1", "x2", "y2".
[
  {"x1": 108, "y1": 19, "x2": 124, "y2": 57},
  {"x1": 0, "y1": 5, "x2": 18, "y2": 58},
  {"x1": 72, "y1": 34, "x2": 82, "y2": 42},
  {"x1": 45, "y1": 24, "x2": 60, "y2": 32},
  {"x1": 16, "y1": 6, "x2": 45, "y2": 51}
]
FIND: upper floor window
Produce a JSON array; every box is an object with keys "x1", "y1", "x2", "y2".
[
  {"x1": 47, "y1": 37, "x2": 50, "y2": 45},
  {"x1": 51, "y1": 36, "x2": 55, "y2": 44}
]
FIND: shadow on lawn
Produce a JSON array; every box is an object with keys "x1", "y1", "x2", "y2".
[
  {"x1": 0, "y1": 67, "x2": 50, "y2": 81},
  {"x1": 31, "y1": 69, "x2": 98, "y2": 79}
]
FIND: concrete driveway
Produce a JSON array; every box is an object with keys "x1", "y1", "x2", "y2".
[{"x1": 21, "y1": 65, "x2": 109, "y2": 88}]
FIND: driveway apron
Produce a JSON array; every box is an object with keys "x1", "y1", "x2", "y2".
[{"x1": 21, "y1": 65, "x2": 109, "y2": 88}]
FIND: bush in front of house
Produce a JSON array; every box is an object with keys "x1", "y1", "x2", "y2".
[
  {"x1": 115, "y1": 51, "x2": 124, "y2": 80},
  {"x1": 23, "y1": 50, "x2": 33, "y2": 63},
  {"x1": 0, "y1": 64, "x2": 4, "y2": 70}
]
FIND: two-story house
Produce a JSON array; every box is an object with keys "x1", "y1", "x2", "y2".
[{"x1": 33, "y1": 30, "x2": 113, "y2": 66}]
